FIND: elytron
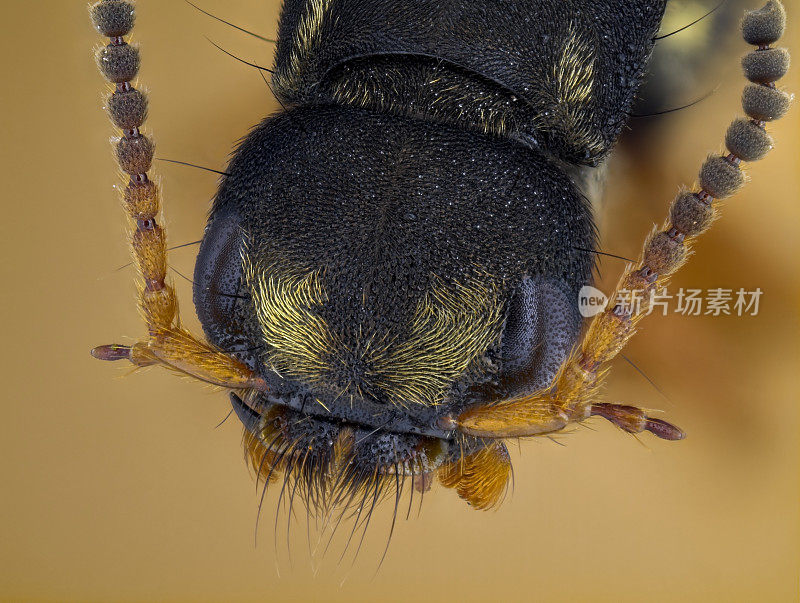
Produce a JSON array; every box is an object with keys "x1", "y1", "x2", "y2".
[{"x1": 89, "y1": 0, "x2": 791, "y2": 527}]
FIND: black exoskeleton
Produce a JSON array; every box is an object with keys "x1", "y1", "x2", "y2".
[{"x1": 193, "y1": 1, "x2": 667, "y2": 476}]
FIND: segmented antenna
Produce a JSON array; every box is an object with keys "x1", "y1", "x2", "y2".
[
  {"x1": 454, "y1": 0, "x2": 791, "y2": 441},
  {"x1": 90, "y1": 0, "x2": 174, "y2": 332},
  {"x1": 89, "y1": 1, "x2": 266, "y2": 391},
  {"x1": 585, "y1": 0, "x2": 791, "y2": 358}
]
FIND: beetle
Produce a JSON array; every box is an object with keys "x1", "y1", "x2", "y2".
[{"x1": 88, "y1": 0, "x2": 791, "y2": 530}]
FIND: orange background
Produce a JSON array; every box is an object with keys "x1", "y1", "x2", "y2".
[{"x1": 1, "y1": 1, "x2": 798, "y2": 601}]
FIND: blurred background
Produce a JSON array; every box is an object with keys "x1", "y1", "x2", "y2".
[{"x1": 0, "y1": 1, "x2": 797, "y2": 601}]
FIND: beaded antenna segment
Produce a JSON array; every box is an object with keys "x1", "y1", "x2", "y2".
[
  {"x1": 87, "y1": 0, "x2": 791, "y2": 516},
  {"x1": 451, "y1": 0, "x2": 791, "y2": 442},
  {"x1": 89, "y1": 0, "x2": 266, "y2": 390}
]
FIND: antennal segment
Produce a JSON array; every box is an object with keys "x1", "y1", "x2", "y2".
[
  {"x1": 451, "y1": 0, "x2": 791, "y2": 441},
  {"x1": 557, "y1": 0, "x2": 792, "y2": 416},
  {"x1": 91, "y1": 0, "x2": 172, "y2": 330},
  {"x1": 89, "y1": 1, "x2": 267, "y2": 392}
]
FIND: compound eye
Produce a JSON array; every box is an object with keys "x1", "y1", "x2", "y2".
[
  {"x1": 497, "y1": 277, "x2": 582, "y2": 397},
  {"x1": 193, "y1": 205, "x2": 254, "y2": 361}
]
